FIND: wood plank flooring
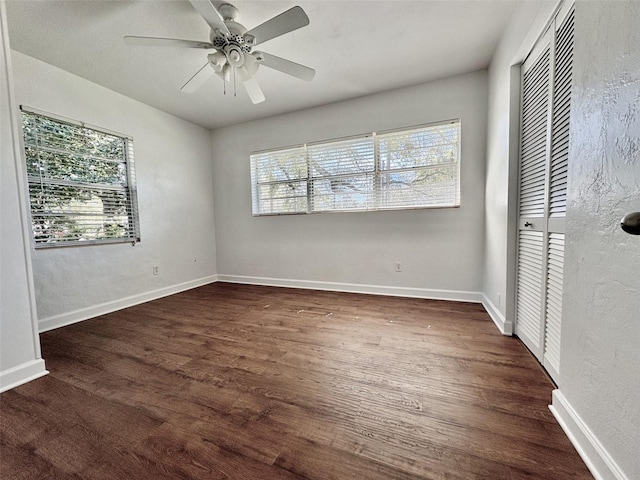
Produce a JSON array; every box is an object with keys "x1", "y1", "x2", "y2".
[{"x1": 0, "y1": 283, "x2": 593, "y2": 479}]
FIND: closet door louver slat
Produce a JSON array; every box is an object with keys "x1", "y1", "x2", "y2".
[
  {"x1": 549, "y1": 9, "x2": 575, "y2": 218},
  {"x1": 519, "y1": 48, "x2": 550, "y2": 219},
  {"x1": 516, "y1": 231, "x2": 545, "y2": 354},
  {"x1": 544, "y1": 233, "x2": 565, "y2": 376}
]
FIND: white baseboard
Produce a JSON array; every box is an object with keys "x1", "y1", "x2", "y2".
[
  {"x1": 217, "y1": 274, "x2": 483, "y2": 303},
  {"x1": 38, "y1": 273, "x2": 487, "y2": 333},
  {"x1": 38, "y1": 275, "x2": 218, "y2": 333},
  {"x1": 481, "y1": 293, "x2": 513, "y2": 335},
  {"x1": 550, "y1": 390, "x2": 629, "y2": 480},
  {"x1": 0, "y1": 358, "x2": 48, "y2": 393}
]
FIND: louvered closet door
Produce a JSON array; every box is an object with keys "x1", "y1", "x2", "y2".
[
  {"x1": 516, "y1": 35, "x2": 551, "y2": 360},
  {"x1": 516, "y1": 4, "x2": 574, "y2": 383},
  {"x1": 543, "y1": 6, "x2": 574, "y2": 381}
]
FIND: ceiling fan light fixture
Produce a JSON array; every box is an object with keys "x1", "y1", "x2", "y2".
[{"x1": 207, "y1": 52, "x2": 226, "y2": 72}]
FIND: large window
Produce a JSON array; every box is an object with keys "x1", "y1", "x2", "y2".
[
  {"x1": 250, "y1": 120, "x2": 460, "y2": 215},
  {"x1": 20, "y1": 108, "x2": 140, "y2": 247}
]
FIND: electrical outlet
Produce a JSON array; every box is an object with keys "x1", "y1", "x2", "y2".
[
  {"x1": 395, "y1": 261, "x2": 402, "y2": 272},
  {"x1": 153, "y1": 265, "x2": 159, "y2": 276}
]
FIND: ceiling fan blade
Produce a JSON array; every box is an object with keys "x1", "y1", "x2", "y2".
[
  {"x1": 181, "y1": 62, "x2": 214, "y2": 93},
  {"x1": 236, "y1": 66, "x2": 265, "y2": 104},
  {"x1": 253, "y1": 51, "x2": 315, "y2": 81},
  {"x1": 244, "y1": 6, "x2": 309, "y2": 46},
  {"x1": 188, "y1": 0, "x2": 230, "y2": 35},
  {"x1": 124, "y1": 36, "x2": 214, "y2": 49}
]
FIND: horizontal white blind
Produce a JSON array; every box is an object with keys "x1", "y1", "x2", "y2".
[
  {"x1": 309, "y1": 136, "x2": 375, "y2": 212},
  {"x1": 21, "y1": 110, "x2": 140, "y2": 247},
  {"x1": 377, "y1": 122, "x2": 460, "y2": 208},
  {"x1": 251, "y1": 146, "x2": 307, "y2": 215},
  {"x1": 250, "y1": 120, "x2": 461, "y2": 216}
]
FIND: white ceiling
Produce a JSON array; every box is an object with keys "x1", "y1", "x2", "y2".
[{"x1": 6, "y1": 0, "x2": 518, "y2": 130}]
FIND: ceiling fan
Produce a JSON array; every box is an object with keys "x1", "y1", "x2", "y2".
[{"x1": 124, "y1": 0, "x2": 315, "y2": 104}]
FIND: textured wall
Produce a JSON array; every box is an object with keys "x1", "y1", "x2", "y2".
[
  {"x1": 0, "y1": 1, "x2": 45, "y2": 389},
  {"x1": 212, "y1": 71, "x2": 487, "y2": 298},
  {"x1": 561, "y1": 1, "x2": 640, "y2": 478},
  {"x1": 11, "y1": 51, "x2": 217, "y2": 324}
]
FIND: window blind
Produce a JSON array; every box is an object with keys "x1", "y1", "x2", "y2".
[
  {"x1": 250, "y1": 120, "x2": 461, "y2": 216},
  {"x1": 377, "y1": 123, "x2": 460, "y2": 208},
  {"x1": 250, "y1": 145, "x2": 307, "y2": 215},
  {"x1": 308, "y1": 135, "x2": 375, "y2": 212},
  {"x1": 21, "y1": 109, "x2": 140, "y2": 247}
]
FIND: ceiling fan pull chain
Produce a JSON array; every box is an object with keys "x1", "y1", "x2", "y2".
[{"x1": 233, "y1": 67, "x2": 237, "y2": 97}]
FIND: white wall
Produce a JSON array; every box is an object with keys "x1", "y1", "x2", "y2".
[
  {"x1": 550, "y1": 2, "x2": 640, "y2": 479},
  {"x1": 212, "y1": 71, "x2": 487, "y2": 301},
  {"x1": 10, "y1": 51, "x2": 217, "y2": 331},
  {"x1": 0, "y1": 1, "x2": 46, "y2": 391},
  {"x1": 482, "y1": 1, "x2": 558, "y2": 332}
]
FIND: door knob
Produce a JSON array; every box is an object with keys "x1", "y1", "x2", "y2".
[{"x1": 621, "y1": 212, "x2": 640, "y2": 235}]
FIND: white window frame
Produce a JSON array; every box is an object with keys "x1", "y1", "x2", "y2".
[
  {"x1": 20, "y1": 106, "x2": 141, "y2": 248},
  {"x1": 250, "y1": 119, "x2": 461, "y2": 216}
]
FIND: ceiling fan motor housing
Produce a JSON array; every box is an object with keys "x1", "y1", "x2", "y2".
[
  {"x1": 207, "y1": 4, "x2": 259, "y2": 79},
  {"x1": 209, "y1": 4, "x2": 252, "y2": 54}
]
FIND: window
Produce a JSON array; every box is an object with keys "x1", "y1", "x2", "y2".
[
  {"x1": 251, "y1": 145, "x2": 308, "y2": 215},
  {"x1": 20, "y1": 108, "x2": 140, "y2": 247},
  {"x1": 250, "y1": 120, "x2": 460, "y2": 215}
]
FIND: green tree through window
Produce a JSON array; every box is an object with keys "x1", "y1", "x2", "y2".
[{"x1": 21, "y1": 110, "x2": 140, "y2": 247}]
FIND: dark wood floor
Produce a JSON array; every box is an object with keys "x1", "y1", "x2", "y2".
[{"x1": 1, "y1": 283, "x2": 592, "y2": 479}]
